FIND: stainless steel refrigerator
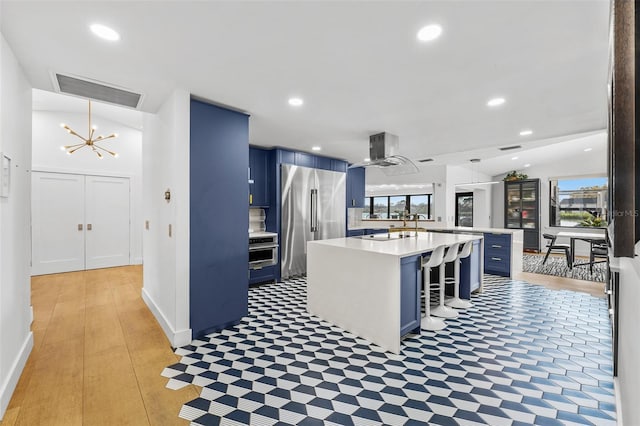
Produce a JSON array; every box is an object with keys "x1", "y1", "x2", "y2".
[{"x1": 281, "y1": 164, "x2": 346, "y2": 278}]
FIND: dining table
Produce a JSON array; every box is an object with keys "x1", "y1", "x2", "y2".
[{"x1": 556, "y1": 230, "x2": 607, "y2": 267}]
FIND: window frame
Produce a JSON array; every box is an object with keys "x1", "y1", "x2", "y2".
[
  {"x1": 548, "y1": 176, "x2": 609, "y2": 228},
  {"x1": 364, "y1": 194, "x2": 433, "y2": 220}
]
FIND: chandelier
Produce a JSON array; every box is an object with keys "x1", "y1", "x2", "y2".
[{"x1": 60, "y1": 100, "x2": 118, "y2": 158}]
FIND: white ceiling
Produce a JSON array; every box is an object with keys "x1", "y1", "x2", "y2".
[{"x1": 1, "y1": 1, "x2": 610, "y2": 173}]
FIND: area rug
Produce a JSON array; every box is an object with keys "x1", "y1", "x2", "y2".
[{"x1": 522, "y1": 253, "x2": 606, "y2": 283}]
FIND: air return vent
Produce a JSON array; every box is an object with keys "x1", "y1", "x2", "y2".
[
  {"x1": 54, "y1": 73, "x2": 142, "y2": 108},
  {"x1": 499, "y1": 145, "x2": 522, "y2": 151}
]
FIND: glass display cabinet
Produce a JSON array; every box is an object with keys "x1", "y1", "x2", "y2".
[{"x1": 504, "y1": 178, "x2": 540, "y2": 251}]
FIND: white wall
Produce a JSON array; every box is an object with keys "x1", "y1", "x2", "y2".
[
  {"x1": 447, "y1": 165, "x2": 493, "y2": 228},
  {"x1": 492, "y1": 133, "x2": 607, "y2": 256},
  {"x1": 617, "y1": 251, "x2": 640, "y2": 426},
  {"x1": 0, "y1": 33, "x2": 33, "y2": 420},
  {"x1": 32, "y1": 110, "x2": 143, "y2": 263},
  {"x1": 141, "y1": 89, "x2": 191, "y2": 348}
]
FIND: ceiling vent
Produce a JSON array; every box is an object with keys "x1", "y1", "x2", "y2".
[
  {"x1": 418, "y1": 158, "x2": 434, "y2": 163},
  {"x1": 499, "y1": 145, "x2": 522, "y2": 151},
  {"x1": 53, "y1": 73, "x2": 143, "y2": 109}
]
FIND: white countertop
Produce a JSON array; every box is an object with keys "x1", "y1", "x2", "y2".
[
  {"x1": 249, "y1": 231, "x2": 278, "y2": 238},
  {"x1": 309, "y1": 232, "x2": 482, "y2": 258}
]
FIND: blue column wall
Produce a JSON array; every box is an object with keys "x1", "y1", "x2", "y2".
[{"x1": 190, "y1": 99, "x2": 249, "y2": 337}]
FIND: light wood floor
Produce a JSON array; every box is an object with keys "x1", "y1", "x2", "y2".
[
  {"x1": 0, "y1": 266, "x2": 198, "y2": 426},
  {"x1": 0, "y1": 263, "x2": 605, "y2": 425}
]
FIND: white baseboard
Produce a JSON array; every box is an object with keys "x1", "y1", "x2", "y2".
[
  {"x1": 614, "y1": 377, "x2": 623, "y2": 426},
  {"x1": 0, "y1": 332, "x2": 33, "y2": 420},
  {"x1": 133, "y1": 257, "x2": 143, "y2": 265},
  {"x1": 141, "y1": 288, "x2": 192, "y2": 348}
]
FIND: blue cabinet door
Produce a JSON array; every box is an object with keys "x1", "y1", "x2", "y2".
[
  {"x1": 249, "y1": 147, "x2": 269, "y2": 207},
  {"x1": 400, "y1": 255, "x2": 422, "y2": 337},
  {"x1": 483, "y1": 233, "x2": 511, "y2": 276},
  {"x1": 347, "y1": 229, "x2": 365, "y2": 237},
  {"x1": 347, "y1": 167, "x2": 366, "y2": 208},
  {"x1": 460, "y1": 239, "x2": 482, "y2": 298},
  {"x1": 331, "y1": 159, "x2": 348, "y2": 173},
  {"x1": 190, "y1": 99, "x2": 249, "y2": 338},
  {"x1": 315, "y1": 156, "x2": 332, "y2": 171},
  {"x1": 295, "y1": 152, "x2": 316, "y2": 168}
]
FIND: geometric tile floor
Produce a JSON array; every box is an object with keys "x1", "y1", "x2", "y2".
[{"x1": 162, "y1": 275, "x2": 616, "y2": 425}]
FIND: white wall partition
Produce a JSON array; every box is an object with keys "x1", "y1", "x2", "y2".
[
  {"x1": 141, "y1": 89, "x2": 191, "y2": 348},
  {"x1": 0, "y1": 33, "x2": 33, "y2": 421}
]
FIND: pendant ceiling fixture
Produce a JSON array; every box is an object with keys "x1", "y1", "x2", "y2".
[{"x1": 60, "y1": 100, "x2": 118, "y2": 158}]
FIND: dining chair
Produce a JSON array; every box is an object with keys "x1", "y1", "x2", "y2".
[
  {"x1": 542, "y1": 233, "x2": 572, "y2": 269},
  {"x1": 589, "y1": 239, "x2": 608, "y2": 274}
]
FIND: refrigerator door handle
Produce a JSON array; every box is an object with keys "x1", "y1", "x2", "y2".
[{"x1": 310, "y1": 188, "x2": 318, "y2": 232}]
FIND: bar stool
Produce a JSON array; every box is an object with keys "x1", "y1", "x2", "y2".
[
  {"x1": 421, "y1": 245, "x2": 446, "y2": 331},
  {"x1": 431, "y1": 243, "x2": 460, "y2": 319},
  {"x1": 445, "y1": 240, "x2": 473, "y2": 309}
]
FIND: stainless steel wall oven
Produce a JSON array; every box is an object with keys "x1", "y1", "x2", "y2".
[{"x1": 249, "y1": 234, "x2": 278, "y2": 269}]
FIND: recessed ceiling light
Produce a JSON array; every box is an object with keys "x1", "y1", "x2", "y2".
[
  {"x1": 584, "y1": 147, "x2": 593, "y2": 152},
  {"x1": 90, "y1": 24, "x2": 120, "y2": 41},
  {"x1": 519, "y1": 129, "x2": 533, "y2": 136},
  {"x1": 511, "y1": 156, "x2": 519, "y2": 160},
  {"x1": 288, "y1": 97, "x2": 303, "y2": 107},
  {"x1": 364, "y1": 157, "x2": 371, "y2": 162},
  {"x1": 524, "y1": 164, "x2": 531, "y2": 168},
  {"x1": 417, "y1": 24, "x2": 442, "y2": 42},
  {"x1": 487, "y1": 97, "x2": 505, "y2": 107},
  {"x1": 312, "y1": 146, "x2": 321, "y2": 151}
]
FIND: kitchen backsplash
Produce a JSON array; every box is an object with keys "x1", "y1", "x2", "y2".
[
  {"x1": 347, "y1": 208, "x2": 363, "y2": 228},
  {"x1": 249, "y1": 208, "x2": 266, "y2": 233}
]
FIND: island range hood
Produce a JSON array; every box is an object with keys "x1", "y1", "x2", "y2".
[{"x1": 351, "y1": 132, "x2": 419, "y2": 176}]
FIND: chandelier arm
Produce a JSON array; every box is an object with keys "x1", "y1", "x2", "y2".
[
  {"x1": 97, "y1": 133, "x2": 117, "y2": 141},
  {"x1": 68, "y1": 145, "x2": 88, "y2": 154},
  {"x1": 93, "y1": 144, "x2": 118, "y2": 157},
  {"x1": 63, "y1": 142, "x2": 87, "y2": 149},
  {"x1": 65, "y1": 128, "x2": 87, "y2": 141}
]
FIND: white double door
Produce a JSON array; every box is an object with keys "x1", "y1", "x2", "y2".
[{"x1": 32, "y1": 172, "x2": 131, "y2": 275}]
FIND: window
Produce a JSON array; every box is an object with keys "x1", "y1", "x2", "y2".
[
  {"x1": 549, "y1": 177, "x2": 608, "y2": 227},
  {"x1": 409, "y1": 195, "x2": 429, "y2": 219},
  {"x1": 372, "y1": 197, "x2": 389, "y2": 219},
  {"x1": 389, "y1": 196, "x2": 406, "y2": 219},
  {"x1": 365, "y1": 194, "x2": 433, "y2": 220}
]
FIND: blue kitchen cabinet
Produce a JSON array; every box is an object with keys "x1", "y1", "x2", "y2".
[
  {"x1": 316, "y1": 156, "x2": 332, "y2": 171},
  {"x1": 483, "y1": 233, "x2": 511, "y2": 276},
  {"x1": 347, "y1": 229, "x2": 365, "y2": 237},
  {"x1": 249, "y1": 264, "x2": 277, "y2": 285},
  {"x1": 332, "y1": 159, "x2": 348, "y2": 173},
  {"x1": 295, "y1": 152, "x2": 316, "y2": 168},
  {"x1": 249, "y1": 147, "x2": 269, "y2": 207},
  {"x1": 276, "y1": 149, "x2": 295, "y2": 165},
  {"x1": 347, "y1": 167, "x2": 366, "y2": 208},
  {"x1": 190, "y1": 99, "x2": 249, "y2": 338},
  {"x1": 400, "y1": 254, "x2": 422, "y2": 337},
  {"x1": 460, "y1": 239, "x2": 482, "y2": 297},
  {"x1": 365, "y1": 228, "x2": 387, "y2": 235}
]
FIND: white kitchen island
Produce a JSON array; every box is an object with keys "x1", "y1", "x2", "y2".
[{"x1": 307, "y1": 232, "x2": 483, "y2": 354}]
